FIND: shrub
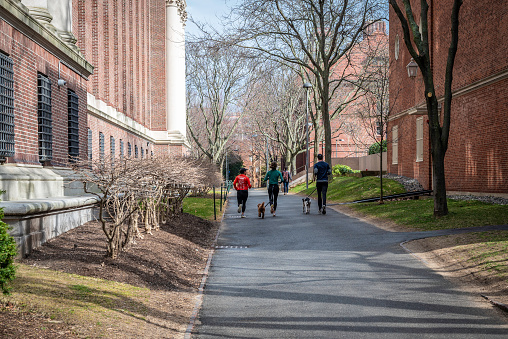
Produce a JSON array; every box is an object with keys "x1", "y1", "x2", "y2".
[
  {"x1": 333, "y1": 164, "x2": 354, "y2": 176},
  {"x1": 368, "y1": 140, "x2": 387, "y2": 155},
  {"x1": 0, "y1": 205, "x2": 17, "y2": 295}
]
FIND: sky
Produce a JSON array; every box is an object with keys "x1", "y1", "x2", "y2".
[{"x1": 185, "y1": 0, "x2": 236, "y2": 36}]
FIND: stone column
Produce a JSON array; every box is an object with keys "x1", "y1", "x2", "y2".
[
  {"x1": 166, "y1": 0, "x2": 187, "y2": 142},
  {"x1": 47, "y1": 0, "x2": 78, "y2": 51},
  {"x1": 21, "y1": 0, "x2": 56, "y2": 34}
]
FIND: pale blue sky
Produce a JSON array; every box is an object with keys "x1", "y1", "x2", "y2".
[{"x1": 186, "y1": 0, "x2": 235, "y2": 35}]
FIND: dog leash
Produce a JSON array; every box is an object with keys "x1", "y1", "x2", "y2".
[{"x1": 305, "y1": 187, "x2": 317, "y2": 199}]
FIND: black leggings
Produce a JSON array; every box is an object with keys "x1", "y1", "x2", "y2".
[
  {"x1": 237, "y1": 190, "x2": 248, "y2": 213},
  {"x1": 268, "y1": 184, "x2": 280, "y2": 211}
]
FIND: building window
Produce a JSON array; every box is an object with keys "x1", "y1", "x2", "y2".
[
  {"x1": 416, "y1": 117, "x2": 424, "y2": 162},
  {"x1": 0, "y1": 52, "x2": 15, "y2": 162},
  {"x1": 141, "y1": 147, "x2": 144, "y2": 158},
  {"x1": 99, "y1": 132, "x2": 105, "y2": 161},
  {"x1": 110, "y1": 136, "x2": 115, "y2": 158},
  {"x1": 120, "y1": 139, "x2": 124, "y2": 158},
  {"x1": 87, "y1": 129, "x2": 92, "y2": 160},
  {"x1": 68, "y1": 90, "x2": 79, "y2": 161},
  {"x1": 394, "y1": 34, "x2": 400, "y2": 60},
  {"x1": 135, "y1": 145, "x2": 138, "y2": 158},
  {"x1": 37, "y1": 73, "x2": 52, "y2": 163},
  {"x1": 392, "y1": 125, "x2": 398, "y2": 165},
  {"x1": 128, "y1": 142, "x2": 131, "y2": 157}
]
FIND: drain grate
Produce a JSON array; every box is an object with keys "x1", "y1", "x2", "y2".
[
  {"x1": 225, "y1": 215, "x2": 242, "y2": 219},
  {"x1": 215, "y1": 245, "x2": 249, "y2": 249}
]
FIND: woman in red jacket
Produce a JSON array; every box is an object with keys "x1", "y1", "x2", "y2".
[{"x1": 233, "y1": 168, "x2": 252, "y2": 218}]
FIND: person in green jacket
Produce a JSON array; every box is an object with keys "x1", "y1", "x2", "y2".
[{"x1": 263, "y1": 161, "x2": 284, "y2": 217}]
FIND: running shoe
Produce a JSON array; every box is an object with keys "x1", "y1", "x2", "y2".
[{"x1": 238, "y1": 204, "x2": 242, "y2": 213}]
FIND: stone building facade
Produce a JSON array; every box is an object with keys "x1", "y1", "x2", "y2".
[
  {"x1": 0, "y1": 0, "x2": 189, "y2": 255},
  {"x1": 388, "y1": 0, "x2": 508, "y2": 195}
]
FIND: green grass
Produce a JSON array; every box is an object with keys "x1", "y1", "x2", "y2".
[
  {"x1": 291, "y1": 175, "x2": 508, "y2": 231},
  {"x1": 292, "y1": 176, "x2": 405, "y2": 203},
  {"x1": 1, "y1": 265, "x2": 150, "y2": 337},
  {"x1": 183, "y1": 196, "x2": 222, "y2": 221},
  {"x1": 352, "y1": 198, "x2": 508, "y2": 231}
]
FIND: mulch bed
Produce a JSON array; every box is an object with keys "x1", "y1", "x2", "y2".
[{"x1": 0, "y1": 213, "x2": 220, "y2": 338}]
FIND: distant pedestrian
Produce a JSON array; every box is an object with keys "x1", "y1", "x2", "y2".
[
  {"x1": 282, "y1": 168, "x2": 292, "y2": 195},
  {"x1": 233, "y1": 168, "x2": 252, "y2": 218},
  {"x1": 313, "y1": 154, "x2": 332, "y2": 215},
  {"x1": 263, "y1": 162, "x2": 283, "y2": 217}
]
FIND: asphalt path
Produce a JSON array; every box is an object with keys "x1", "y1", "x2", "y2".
[{"x1": 191, "y1": 188, "x2": 508, "y2": 338}]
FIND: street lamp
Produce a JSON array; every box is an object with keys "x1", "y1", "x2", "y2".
[
  {"x1": 303, "y1": 82, "x2": 312, "y2": 189},
  {"x1": 406, "y1": 58, "x2": 418, "y2": 78}
]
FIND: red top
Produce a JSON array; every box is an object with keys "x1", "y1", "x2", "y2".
[{"x1": 233, "y1": 174, "x2": 252, "y2": 191}]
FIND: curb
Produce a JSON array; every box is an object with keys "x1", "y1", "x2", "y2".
[{"x1": 184, "y1": 199, "x2": 227, "y2": 338}]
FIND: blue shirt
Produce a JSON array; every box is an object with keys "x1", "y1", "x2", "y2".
[{"x1": 313, "y1": 161, "x2": 331, "y2": 182}]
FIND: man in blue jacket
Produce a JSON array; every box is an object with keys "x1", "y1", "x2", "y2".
[{"x1": 313, "y1": 154, "x2": 332, "y2": 215}]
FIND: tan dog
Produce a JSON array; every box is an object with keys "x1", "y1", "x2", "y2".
[{"x1": 257, "y1": 202, "x2": 266, "y2": 219}]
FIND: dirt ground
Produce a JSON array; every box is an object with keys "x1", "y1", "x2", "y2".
[
  {"x1": 1, "y1": 204, "x2": 507, "y2": 337},
  {"x1": 0, "y1": 213, "x2": 220, "y2": 338}
]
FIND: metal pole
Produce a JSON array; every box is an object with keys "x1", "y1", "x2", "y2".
[
  {"x1": 213, "y1": 186, "x2": 216, "y2": 221},
  {"x1": 220, "y1": 184, "x2": 223, "y2": 211},
  {"x1": 305, "y1": 88, "x2": 310, "y2": 189}
]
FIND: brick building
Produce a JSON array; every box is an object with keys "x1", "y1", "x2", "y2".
[
  {"x1": 0, "y1": 0, "x2": 189, "y2": 254},
  {"x1": 388, "y1": 1, "x2": 508, "y2": 196},
  {"x1": 298, "y1": 21, "x2": 388, "y2": 173}
]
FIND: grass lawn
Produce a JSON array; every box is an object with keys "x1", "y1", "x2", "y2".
[
  {"x1": 351, "y1": 198, "x2": 508, "y2": 231},
  {"x1": 183, "y1": 196, "x2": 223, "y2": 221},
  {"x1": 292, "y1": 175, "x2": 508, "y2": 231},
  {"x1": 292, "y1": 176, "x2": 406, "y2": 203}
]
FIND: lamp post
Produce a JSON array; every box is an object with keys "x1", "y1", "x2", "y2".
[{"x1": 303, "y1": 82, "x2": 312, "y2": 189}]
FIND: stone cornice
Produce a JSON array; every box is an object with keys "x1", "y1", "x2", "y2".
[
  {"x1": 87, "y1": 93, "x2": 191, "y2": 148},
  {"x1": 166, "y1": 0, "x2": 187, "y2": 24},
  {"x1": 388, "y1": 68, "x2": 508, "y2": 122},
  {"x1": 0, "y1": 0, "x2": 93, "y2": 78}
]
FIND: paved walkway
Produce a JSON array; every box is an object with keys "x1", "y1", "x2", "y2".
[{"x1": 191, "y1": 189, "x2": 508, "y2": 338}]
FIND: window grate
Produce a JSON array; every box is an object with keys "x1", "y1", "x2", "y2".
[
  {"x1": 119, "y1": 139, "x2": 124, "y2": 158},
  {"x1": 128, "y1": 142, "x2": 131, "y2": 157},
  {"x1": 99, "y1": 132, "x2": 104, "y2": 161},
  {"x1": 141, "y1": 147, "x2": 144, "y2": 158},
  {"x1": 37, "y1": 73, "x2": 52, "y2": 163},
  {"x1": 87, "y1": 129, "x2": 92, "y2": 160},
  {"x1": 110, "y1": 136, "x2": 115, "y2": 157},
  {"x1": 0, "y1": 53, "x2": 15, "y2": 160},
  {"x1": 68, "y1": 90, "x2": 79, "y2": 161},
  {"x1": 134, "y1": 145, "x2": 138, "y2": 158}
]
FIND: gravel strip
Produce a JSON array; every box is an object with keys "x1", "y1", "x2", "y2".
[{"x1": 382, "y1": 174, "x2": 508, "y2": 205}]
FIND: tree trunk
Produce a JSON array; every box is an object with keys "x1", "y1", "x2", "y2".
[{"x1": 430, "y1": 126, "x2": 449, "y2": 217}]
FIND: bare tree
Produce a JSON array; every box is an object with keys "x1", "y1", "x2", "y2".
[
  {"x1": 389, "y1": 0, "x2": 463, "y2": 216},
  {"x1": 353, "y1": 32, "x2": 392, "y2": 202},
  {"x1": 227, "y1": 0, "x2": 385, "y2": 164},
  {"x1": 244, "y1": 65, "x2": 309, "y2": 174},
  {"x1": 186, "y1": 39, "x2": 259, "y2": 175},
  {"x1": 71, "y1": 155, "x2": 221, "y2": 258}
]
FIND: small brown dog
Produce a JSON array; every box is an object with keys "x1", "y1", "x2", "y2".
[{"x1": 257, "y1": 202, "x2": 266, "y2": 219}]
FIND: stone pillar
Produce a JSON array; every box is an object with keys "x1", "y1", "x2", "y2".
[
  {"x1": 22, "y1": 0, "x2": 79, "y2": 52},
  {"x1": 21, "y1": 0, "x2": 56, "y2": 34},
  {"x1": 47, "y1": 0, "x2": 78, "y2": 51},
  {"x1": 166, "y1": 0, "x2": 187, "y2": 143}
]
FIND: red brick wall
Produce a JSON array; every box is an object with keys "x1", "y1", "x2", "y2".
[
  {"x1": 388, "y1": 0, "x2": 508, "y2": 194},
  {"x1": 0, "y1": 19, "x2": 88, "y2": 166},
  {"x1": 74, "y1": 0, "x2": 168, "y2": 153},
  {"x1": 75, "y1": 0, "x2": 165, "y2": 128}
]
